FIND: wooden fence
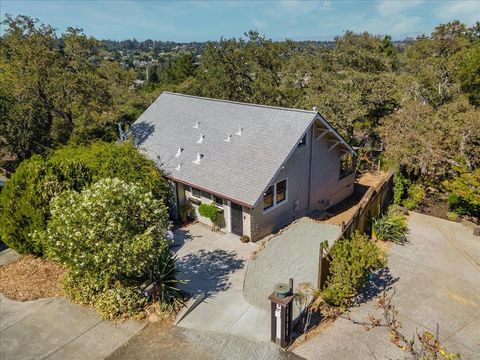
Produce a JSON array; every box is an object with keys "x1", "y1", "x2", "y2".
[{"x1": 317, "y1": 171, "x2": 395, "y2": 289}]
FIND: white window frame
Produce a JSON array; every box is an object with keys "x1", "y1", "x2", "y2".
[{"x1": 263, "y1": 178, "x2": 288, "y2": 213}]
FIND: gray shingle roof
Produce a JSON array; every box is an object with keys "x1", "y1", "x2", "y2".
[{"x1": 130, "y1": 92, "x2": 317, "y2": 207}]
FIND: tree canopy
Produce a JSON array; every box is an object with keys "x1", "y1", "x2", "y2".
[{"x1": 1, "y1": 15, "x2": 479, "y2": 190}]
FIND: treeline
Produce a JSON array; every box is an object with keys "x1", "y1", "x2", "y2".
[{"x1": 1, "y1": 16, "x2": 479, "y2": 216}]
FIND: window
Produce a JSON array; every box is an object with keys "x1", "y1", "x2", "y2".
[
  {"x1": 340, "y1": 154, "x2": 355, "y2": 179},
  {"x1": 191, "y1": 187, "x2": 201, "y2": 198},
  {"x1": 201, "y1": 190, "x2": 211, "y2": 199},
  {"x1": 297, "y1": 134, "x2": 307, "y2": 148},
  {"x1": 213, "y1": 195, "x2": 223, "y2": 206},
  {"x1": 263, "y1": 185, "x2": 274, "y2": 210},
  {"x1": 263, "y1": 179, "x2": 288, "y2": 211},
  {"x1": 276, "y1": 179, "x2": 286, "y2": 204}
]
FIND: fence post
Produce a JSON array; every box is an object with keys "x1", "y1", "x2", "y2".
[{"x1": 317, "y1": 242, "x2": 324, "y2": 290}]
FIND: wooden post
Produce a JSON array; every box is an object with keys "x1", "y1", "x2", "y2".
[{"x1": 317, "y1": 242, "x2": 324, "y2": 289}]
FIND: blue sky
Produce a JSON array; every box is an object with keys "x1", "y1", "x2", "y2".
[{"x1": 1, "y1": 1, "x2": 479, "y2": 41}]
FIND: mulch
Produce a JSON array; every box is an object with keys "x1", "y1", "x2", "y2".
[{"x1": 0, "y1": 255, "x2": 66, "y2": 301}]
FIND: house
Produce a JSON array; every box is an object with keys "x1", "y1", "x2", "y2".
[{"x1": 130, "y1": 92, "x2": 356, "y2": 241}]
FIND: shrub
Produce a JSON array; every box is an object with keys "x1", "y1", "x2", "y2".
[
  {"x1": 95, "y1": 285, "x2": 146, "y2": 320},
  {"x1": 393, "y1": 171, "x2": 411, "y2": 205},
  {"x1": 198, "y1": 203, "x2": 220, "y2": 229},
  {"x1": 444, "y1": 169, "x2": 480, "y2": 218},
  {"x1": 0, "y1": 156, "x2": 91, "y2": 255},
  {"x1": 322, "y1": 232, "x2": 386, "y2": 307},
  {"x1": 372, "y1": 206, "x2": 408, "y2": 244},
  {"x1": 150, "y1": 249, "x2": 184, "y2": 310},
  {"x1": 39, "y1": 178, "x2": 170, "y2": 283},
  {"x1": 240, "y1": 235, "x2": 250, "y2": 243},
  {"x1": 48, "y1": 141, "x2": 171, "y2": 204},
  {"x1": 179, "y1": 203, "x2": 193, "y2": 223},
  {"x1": 36, "y1": 178, "x2": 179, "y2": 319},
  {"x1": 0, "y1": 141, "x2": 171, "y2": 256},
  {"x1": 403, "y1": 184, "x2": 425, "y2": 210}
]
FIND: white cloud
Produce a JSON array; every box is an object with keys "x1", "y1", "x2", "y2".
[
  {"x1": 377, "y1": 0, "x2": 424, "y2": 16},
  {"x1": 434, "y1": 0, "x2": 480, "y2": 24}
]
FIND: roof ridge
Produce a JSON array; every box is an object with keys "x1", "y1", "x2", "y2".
[{"x1": 162, "y1": 91, "x2": 318, "y2": 115}]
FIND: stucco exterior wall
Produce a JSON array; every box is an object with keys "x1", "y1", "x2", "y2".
[
  {"x1": 308, "y1": 127, "x2": 355, "y2": 210},
  {"x1": 249, "y1": 122, "x2": 355, "y2": 242},
  {"x1": 182, "y1": 186, "x2": 228, "y2": 232}
]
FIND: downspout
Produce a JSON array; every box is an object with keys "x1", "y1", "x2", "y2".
[{"x1": 307, "y1": 123, "x2": 314, "y2": 209}]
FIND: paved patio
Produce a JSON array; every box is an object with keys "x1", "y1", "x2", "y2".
[{"x1": 294, "y1": 212, "x2": 480, "y2": 359}]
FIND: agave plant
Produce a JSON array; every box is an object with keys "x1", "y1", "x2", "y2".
[{"x1": 372, "y1": 206, "x2": 408, "y2": 244}]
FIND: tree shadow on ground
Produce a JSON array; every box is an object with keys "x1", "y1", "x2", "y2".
[
  {"x1": 352, "y1": 267, "x2": 399, "y2": 306},
  {"x1": 127, "y1": 122, "x2": 155, "y2": 146},
  {"x1": 176, "y1": 249, "x2": 245, "y2": 298},
  {"x1": 170, "y1": 228, "x2": 194, "y2": 249}
]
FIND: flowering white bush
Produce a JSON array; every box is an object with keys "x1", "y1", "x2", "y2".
[
  {"x1": 40, "y1": 178, "x2": 170, "y2": 282},
  {"x1": 36, "y1": 178, "x2": 175, "y2": 318}
]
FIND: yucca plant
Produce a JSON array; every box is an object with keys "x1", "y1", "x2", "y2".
[
  {"x1": 372, "y1": 206, "x2": 408, "y2": 244},
  {"x1": 150, "y1": 250, "x2": 186, "y2": 310}
]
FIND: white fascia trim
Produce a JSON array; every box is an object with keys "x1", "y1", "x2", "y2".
[{"x1": 315, "y1": 114, "x2": 357, "y2": 155}]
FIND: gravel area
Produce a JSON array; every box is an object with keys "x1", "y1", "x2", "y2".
[{"x1": 244, "y1": 218, "x2": 340, "y2": 311}]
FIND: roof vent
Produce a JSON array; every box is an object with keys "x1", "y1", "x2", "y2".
[
  {"x1": 175, "y1": 162, "x2": 183, "y2": 171},
  {"x1": 312, "y1": 106, "x2": 317, "y2": 112},
  {"x1": 235, "y1": 126, "x2": 243, "y2": 136},
  {"x1": 175, "y1": 147, "x2": 183, "y2": 157},
  {"x1": 196, "y1": 133, "x2": 205, "y2": 144},
  {"x1": 224, "y1": 132, "x2": 232, "y2": 142},
  {"x1": 193, "y1": 121, "x2": 200, "y2": 129},
  {"x1": 192, "y1": 153, "x2": 203, "y2": 165}
]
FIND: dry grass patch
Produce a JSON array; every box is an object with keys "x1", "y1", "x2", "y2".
[{"x1": 0, "y1": 255, "x2": 66, "y2": 301}]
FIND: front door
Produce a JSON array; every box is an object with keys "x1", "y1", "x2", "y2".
[{"x1": 230, "y1": 202, "x2": 243, "y2": 236}]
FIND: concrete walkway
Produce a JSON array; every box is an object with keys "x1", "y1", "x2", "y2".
[
  {"x1": 0, "y1": 294, "x2": 145, "y2": 360},
  {"x1": 0, "y1": 248, "x2": 145, "y2": 360},
  {"x1": 173, "y1": 223, "x2": 271, "y2": 342},
  {"x1": 294, "y1": 212, "x2": 480, "y2": 359}
]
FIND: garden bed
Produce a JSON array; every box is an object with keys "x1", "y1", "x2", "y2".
[{"x1": 0, "y1": 255, "x2": 66, "y2": 301}]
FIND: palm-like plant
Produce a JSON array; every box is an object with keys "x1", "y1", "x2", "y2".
[
  {"x1": 372, "y1": 207, "x2": 408, "y2": 244},
  {"x1": 150, "y1": 250, "x2": 186, "y2": 309}
]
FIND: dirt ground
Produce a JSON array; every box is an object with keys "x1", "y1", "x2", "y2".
[
  {"x1": 319, "y1": 171, "x2": 387, "y2": 225},
  {"x1": 0, "y1": 255, "x2": 65, "y2": 301}
]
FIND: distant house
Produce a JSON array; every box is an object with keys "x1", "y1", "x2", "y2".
[{"x1": 130, "y1": 92, "x2": 356, "y2": 241}]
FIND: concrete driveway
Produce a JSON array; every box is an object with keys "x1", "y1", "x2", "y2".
[
  {"x1": 244, "y1": 218, "x2": 340, "y2": 311},
  {"x1": 173, "y1": 223, "x2": 271, "y2": 341},
  {"x1": 294, "y1": 212, "x2": 480, "y2": 359},
  {"x1": 0, "y1": 294, "x2": 145, "y2": 360}
]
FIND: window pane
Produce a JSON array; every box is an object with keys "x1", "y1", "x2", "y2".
[
  {"x1": 192, "y1": 187, "x2": 201, "y2": 198},
  {"x1": 340, "y1": 154, "x2": 354, "y2": 179},
  {"x1": 276, "y1": 180, "x2": 286, "y2": 204},
  {"x1": 214, "y1": 196, "x2": 223, "y2": 206},
  {"x1": 263, "y1": 185, "x2": 274, "y2": 210},
  {"x1": 201, "y1": 190, "x2": 211, "y2": 199}
]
